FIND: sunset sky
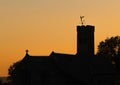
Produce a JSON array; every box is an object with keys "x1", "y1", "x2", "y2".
[{"x1": 1, "y1": 0, "x2": 120, "y2": 76}]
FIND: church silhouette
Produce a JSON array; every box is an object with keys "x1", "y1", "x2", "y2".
[{"x1": 13, "y1": 23, "x2": 118, "y2": 85}]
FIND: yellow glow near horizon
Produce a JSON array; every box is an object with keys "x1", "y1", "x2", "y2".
[{"x1": 1, "y1": 0, "x2": 120, "y2": 76}]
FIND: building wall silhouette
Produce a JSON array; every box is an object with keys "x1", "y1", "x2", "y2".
[{"x1": 13, "y1": 24, "x2": 117, "y2": 85}]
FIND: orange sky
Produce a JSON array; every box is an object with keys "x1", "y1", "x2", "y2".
[{"x1": 1, "y1": 0, "x2": 120, "y2": 76}]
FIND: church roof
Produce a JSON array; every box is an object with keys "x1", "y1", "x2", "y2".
[
  {"x1": 22, "y1": 52, "x2": 51, "y2": 63},
  {"x1": 21, "y1": 51, "x2": 116, "y2": 81},
  {"x1": 49, "y1": 52, "x2": 93, "y2": 81},
  {"x1": 50, "y1": 52, "x2": 116, "y2": 81},
  {"x1": 50, "y1": 51, "x2": 75, "y2": 63}
]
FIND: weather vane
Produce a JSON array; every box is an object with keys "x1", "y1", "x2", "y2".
[{"x1": 80, "y1": 16, "x2": 85, "y2": 25}]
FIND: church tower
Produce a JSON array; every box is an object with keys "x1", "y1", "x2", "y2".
[{"x1": 76, "y1": 25, "x2": 95, "y2": 57}]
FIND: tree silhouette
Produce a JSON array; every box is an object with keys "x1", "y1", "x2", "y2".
[
  {"x1": 8, "y1": 60, "x2": 21, "y2": 84},
  {"x1": 97, "y1": 36, "x2": 120, "y2": 70},
  {"x1": 8, "y1": 60, "x2": 30, "y2": 85}
]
